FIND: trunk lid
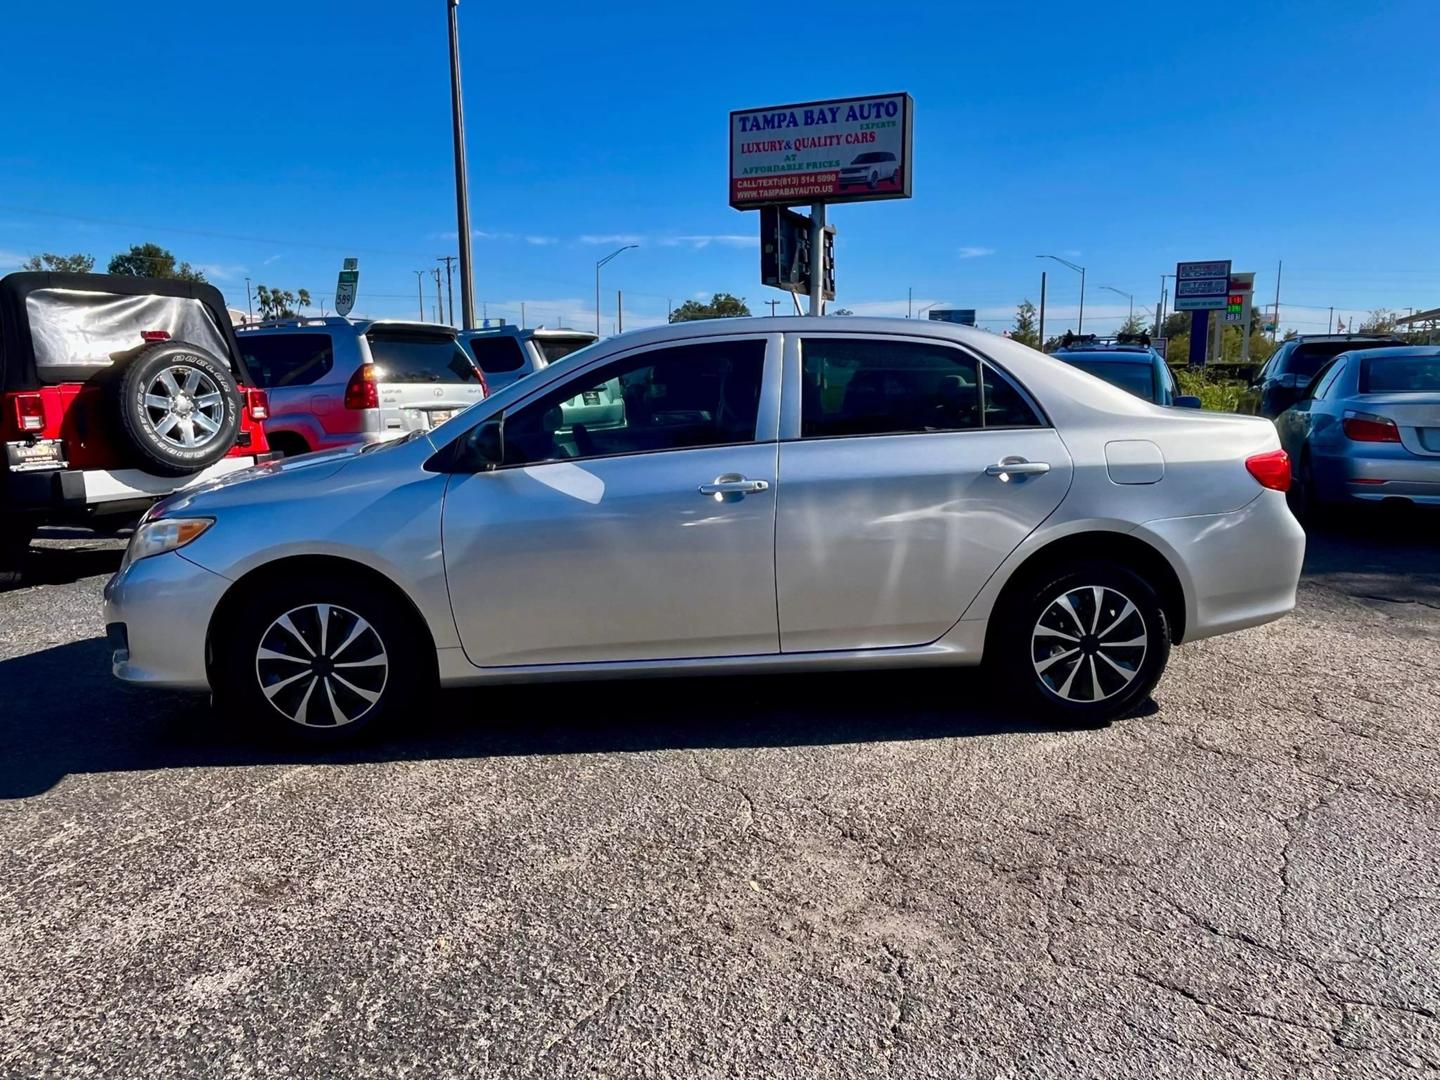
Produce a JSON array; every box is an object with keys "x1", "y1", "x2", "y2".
[
  {"x1": 364, "y1": 325, "x2": 486, "y2": 435},
  {"x1": 1354, "y1": 392, "x2": 1440, "y2": 456}
]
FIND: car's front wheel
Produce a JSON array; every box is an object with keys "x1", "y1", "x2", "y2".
[
  {"x1": 213, "y1": 573, "x2": 429, "y2": 741},
  {"x1": 990, "y1": 561, "x2": 1171, "y2": 727}
]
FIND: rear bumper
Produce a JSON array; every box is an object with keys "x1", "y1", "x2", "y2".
[
  {"x1": 1315, "y1": 449, "x2": 1440, "y2": 505},
  {"x1": 1140, "y1": 490, "x2": 1306, "y2": 643},
  {"x1": 4, "y1": 456, "x2": 260, "y2": 513}
]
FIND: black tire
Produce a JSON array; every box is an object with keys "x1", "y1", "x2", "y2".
[
  {"x1": 1287, "y1": 452, "x2": 1327, "y2": 526},
  {"x1": 988, "y1": 560, "x2": 1171, "y2": 727},
  {"x1": 212, "y1": 573, "x2": 431, "y2": 743},
  {"x1": 0, "y1": 519, "x2": 36, "y2": 589},
  {"x1": 112, "y1": 341, "x2": 241, "y2": 476}
]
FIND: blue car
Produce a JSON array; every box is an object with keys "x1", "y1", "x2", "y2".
[
  {"x1": 1275, "y1": 346, "x2": 1440, "y2": 515},
  {"x1": 1051, "y1": 336, "x2": 1200, "y2": 408}
]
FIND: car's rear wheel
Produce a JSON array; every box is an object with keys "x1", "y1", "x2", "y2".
[
  {"x1": 213, "y1": 573, "x2": 429, "y2": 742},
  {"x1": 113, "y1": 341, "x2": 242, "y2": 476},
  {"x1": 990, "y1": 561, "x2": 1171, "y2": 727},
  {"x1": 1287, "y1": 452, "x2": 1327, "y2": 525}
]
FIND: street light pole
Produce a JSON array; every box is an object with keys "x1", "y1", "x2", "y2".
[
  {"x1": 413, "y1": 271, "x2": 425, "y2": 321},
  {"x1": 1037, "y1": 254, "x2": 1086, "y2": 334},
  {"x1": 446, "y1": 0, "x2": 476, "y2": 329},
  {"x1": 594, "y1": 244, "x2": 637, "y2": 338},
  {"x1": 1098, "y1": 285, "x2": 1134, "y2": 328}
]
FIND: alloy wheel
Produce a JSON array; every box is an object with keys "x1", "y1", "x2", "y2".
[
  {"x1": 144, "y1": 364, "x2": 226, "y2": 450},
  {"x1": 1031, "y1": 585, "x2": 1148, "y2": 703},
  {"x1": 254, "y1": 604, "x2": 389, "y2": 727}
]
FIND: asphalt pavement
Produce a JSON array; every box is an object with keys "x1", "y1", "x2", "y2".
[{"x1": 1, "y1": 519, "x2": 1437, "y2": 1079}]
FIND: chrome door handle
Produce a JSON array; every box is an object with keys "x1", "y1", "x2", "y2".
[
  {"x1": 986, "y1": 458, "x2": 1051, "y2": 479},
  {"x1": 699, "y1": 477, "x2": 770, "y2": 496}
]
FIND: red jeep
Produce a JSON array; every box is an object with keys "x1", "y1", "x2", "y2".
[{"x1": 0, "y1": 272, "x2": 273, "y2": 585}]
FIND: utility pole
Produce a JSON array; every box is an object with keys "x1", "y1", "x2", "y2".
[
  {"x1": 432, "y1": 267, "x2": 444, "y2": 324},
  {"x1": 437, "y1": 255, "x2": 457, "y2": 326},
  {"x1": 1037, "y1": 255, "x2": 1084, "y2": 334},
  {"x1": 244, "y1": 277, "x2": 253, "y2": 323},
  {"x1": 447, "y1": 0, "x2": 476, "y2": 329},
  {"x1": 1272, "y1": 260, "x2": 1282, "y2": 343},
  {"x1": 1329, "y1": 306, "x2": 1334, "y2": 334},
  {"x1": 1038, "y1": 272, "x2": 1047, "y2": 349},
  {"x1": 617, "y1": 289, "x2": 623, "y2": 333},
  {"x1": 907, "y1": 286, "x2": 912, "y2": 319},
  {"x1": 414, "y1": 270, "x2": 425, "y2": 320},
  {"x1": 594, "y1": 244, "x2": 637, "y2": 337},
  {"x1": 766, "y1": 299, "x2": 780, "y2": 316},
  {"x1": 520, "y1": 301, "x2": 526, "y2": 329}
]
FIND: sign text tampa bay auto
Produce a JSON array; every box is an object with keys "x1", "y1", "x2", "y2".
[{"x1": 730, "y1": 93, "x2": 913, "y2": 209}]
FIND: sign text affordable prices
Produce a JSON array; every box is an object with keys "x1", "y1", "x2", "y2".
[{"x1": 729, "y1": 93, "x2": 914, "y2": 209}]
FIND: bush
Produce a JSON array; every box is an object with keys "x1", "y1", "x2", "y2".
[{"x1": 1174, "y1": 366, "x2": 1244, "y2": 412}]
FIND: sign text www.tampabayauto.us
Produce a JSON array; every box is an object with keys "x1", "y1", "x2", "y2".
[{"x1": 729, "y1": 93, "x2": 913, "y2": 209}]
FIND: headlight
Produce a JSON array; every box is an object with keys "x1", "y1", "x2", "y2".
[{"x1": 121, "y1": 517, "x2": 214, "y2": 570}]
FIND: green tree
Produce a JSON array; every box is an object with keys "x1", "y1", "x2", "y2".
[
  {"x1": 1011, "y1": 299, "x2": 1039, "y2": 348},
  {"x1": 1117, "y1": 312, "x2": 1150, "y2": 337},
  {"x1": 21, "y1": 252, "x2": 95, "y2": 273},
  {"x1": 1359, "y1": 308, "x2": 1398, "y2": 335},
  {"x1": 107, "y1": 243, "x2": 206, "y2": 282},
  {"x1": 832, "y1": 307, "x2": 854, "y2": 316},
  {"x1": 254, "y1": 284, "x2": 312, "y2": 320},
  {"x1": 669, "y1": 292, "x2": 751, "y2": 323}
]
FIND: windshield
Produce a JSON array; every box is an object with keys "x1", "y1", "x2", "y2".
[
  {"x1": 366, "y1": 332, "x2": 477, "y2": 383},
  {"x1": 1056, "y1": 355, "x2": 1157, "y2": 401},
  {"x1": 1360, "y1": 354, "x2": 1440, "y2": 393}
]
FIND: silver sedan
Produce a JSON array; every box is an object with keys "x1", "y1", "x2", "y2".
[{"x1": 104, "y1": 317, "x2": 1305, "y2": 741}]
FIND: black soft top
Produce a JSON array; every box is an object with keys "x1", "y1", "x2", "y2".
[{"x1": 0, "y1": 272, "x2": 253, "y2": 390}]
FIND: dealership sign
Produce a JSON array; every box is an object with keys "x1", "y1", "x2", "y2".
[{"x1": 729, "y1": 93, "x2": 914, "y2": 209}]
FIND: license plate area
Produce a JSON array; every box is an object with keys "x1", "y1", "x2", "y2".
[{"x1": 5, "y1": 439, "x2": 67, "y2": 472}]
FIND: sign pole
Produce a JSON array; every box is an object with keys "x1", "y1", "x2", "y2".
[
  {"x1": 1189, "y1": 310, "x2": 1208, "y2": 369},
  {"x1": 447, "y1": 0, "x2": 476, "y2": 330},
  {"x1": 808, "y1": 203, "x2": 826, "y2": 316},
  {"x1": 1038, "y1": 271, "x2": 1047, "y2": 349}
]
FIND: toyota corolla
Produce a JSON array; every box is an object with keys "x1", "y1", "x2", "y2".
[{"x1": 104, "y1": 317, "x2": 1305, "y2": 741}]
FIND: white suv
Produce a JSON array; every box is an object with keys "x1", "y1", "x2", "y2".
[
  {"x1": 236, "y1": 318, "x2": 486, "y2": 456},
  {"x1": 460, "y1": 326, "x2": 597, "y2": 393}
]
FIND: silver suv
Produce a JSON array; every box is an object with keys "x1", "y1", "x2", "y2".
[
  {"x1": 236, "y1": 317, "x2": 486, "y2": 456},
  {"x1": 459, "y1": 326, "x2": 597, "y2": 393}
]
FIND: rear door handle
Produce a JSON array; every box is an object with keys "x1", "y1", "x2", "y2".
[
  {"x1": 699, "y1": 476, "x2": 770, "y2": 496},
  {"x1": 986, "y1": 457, "x2": 1051, "y2": 479}
]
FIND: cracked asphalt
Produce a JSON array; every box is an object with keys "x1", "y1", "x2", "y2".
[{"x1": 1, "y1": 518, "x2": 1437, "y2": 1078}]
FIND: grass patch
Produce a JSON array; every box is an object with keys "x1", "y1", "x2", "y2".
[{"x1": 1174, "y1": 367, "x2": 1245, "y2": 412}]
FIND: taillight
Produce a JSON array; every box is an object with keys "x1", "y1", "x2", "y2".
[
  {"x1": 13, "y1": 393, "x2": 46, "y2": 433},
  {"x1": 344, "y1": 364, "x2": 380, "y2": 410},
  {"x1": 1245, "y1": 448, "x2": 1291, "y2": 492},
  {"x1": 470, "y1": 364, "x2": 489, "y2": 397},
  {"x1": 246, "y1": 388, "x2": 270, "y2": 421},
  {"x1": 1342, "y1": 410, "x2": 1401, "y2": 443},
  {"x1": 140, "y1": 330, "x2": 171, "y2": 343}
]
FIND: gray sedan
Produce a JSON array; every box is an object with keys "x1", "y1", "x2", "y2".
[
  {"x1": 104, "y1": 317, "x2": 1305, "y2": 742},
  {"x1": 1275, "y1": 345, "x2": 1440, "y2": 515}
]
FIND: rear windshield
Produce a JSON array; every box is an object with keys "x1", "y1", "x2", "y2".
[
  {"x1": 366, "y1": 331, "x2": 477, "y2": 384},
  {"x1": 465, "y1": 335, "x2": 526, "y2": 374},
  {"x1": 535, "y1": 337, "x2": 593, "y2": 364},
  {"x1": 25, "y1": 288, "x2": 232, "y2": 384},
  {"x1": 1056, "y1": 356, "x2": 1157, "y2": 401},
  {"x1": 1286, "y1": 341, "x2": 1397, "y2": 378},
  {"x1": 1360, "y1": 354, "x2": 1440, "y2": 393}
]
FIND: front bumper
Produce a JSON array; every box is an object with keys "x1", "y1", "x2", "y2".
[
  {"x1": 103, "y1": 550, "x2": 230, "y2": 690},
  {"x1": 1140, "y1": 490, "x2": 1306, "y2": 643}
]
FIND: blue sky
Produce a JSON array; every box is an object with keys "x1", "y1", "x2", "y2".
[{"x1": 2, "y1": 0, "x2": 1438, "y2": 335}]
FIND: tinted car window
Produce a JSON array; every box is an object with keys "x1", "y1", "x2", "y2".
[
  {"x1": 1308, "y1": 358, "x2": 1345, "y2": 399},
  {"x1": 1361, "y1": 354, "x2": 1440, "y2": 393},
  {"x1": 501, "y1": 340, "x2": 766, "y2": 466},
  {"x1": 240, "y1": 333, "x2": 334, "y2": 388},
  {"x1": 1284, "y1": 341, "x2": 1397, "y2": 378},
  {"x1": 801, "y1": 339, "x2": 981, "y2": 438},
  {"x1": 367, "y1": 332, "x2": 477, "y2": 384},
  {"x1": 466, "y1": 336, "x2": 526, "y2": 374},
  {"x1": 1055, "y1": 355, "x2": 1158, "y2": 402},
  {"x1": 535, "y1": 337, "x2": 593, "y2": 364},
  {"x1": 982, "y1": 365, "x2": 1044, "y2": 426}
]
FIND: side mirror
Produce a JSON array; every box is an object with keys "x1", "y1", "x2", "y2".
[
  {"x1": 1174, "y1": 395, "x2": 1202, "y2": 409},
  {"x1": 455, "y1": 417, "x2": 504, "y2": 471}
]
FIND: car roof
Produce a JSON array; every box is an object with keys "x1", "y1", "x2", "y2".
[
  {"x1": 1334, "y1": 345, "x2": 1440, "y2": 358},
  {"x1": 237, "y1": 316, "x2": 457, "y2": 337}
]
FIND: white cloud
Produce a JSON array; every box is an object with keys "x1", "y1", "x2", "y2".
[
  {"x1": 661, "y1": 235, "x2": 759, "y2": 250},
  {"x1": 197, "y1": 263, "x2": 248, "y2": 281},
  {"x1": 957, "y1": 246, "x2": 995, "y2": 258},
  {"x1": 525, "y1": 235, "x2": 558, "y2": 246},
  {"x1": 262, "y1": 254, "x2": 283, "y2": 266},
  {"x1": 0, "y1": 250, "x2": 27, "y2": 269},
  {"x1": 580, "y1": 234, "x2": 643, "y2": 246}
]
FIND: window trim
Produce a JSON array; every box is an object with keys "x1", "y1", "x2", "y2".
[
  {"x1": 436, "y1": 333, "x2": 782, "y2": 473},
  {"x1": 779, "y1": 331, "x2": 1051, "y2": 442}
]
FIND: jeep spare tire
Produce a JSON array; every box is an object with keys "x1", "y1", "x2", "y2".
[{"x1": 114, "y1": 341, "x2": 241, "y2": 476}]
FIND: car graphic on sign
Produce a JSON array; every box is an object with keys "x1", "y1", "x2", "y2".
[{"x1": 838, "y1": 151, "x2": 900, "y2": 190}]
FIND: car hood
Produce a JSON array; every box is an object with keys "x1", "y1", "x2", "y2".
[{"x1": 157, "y1": 443, "x2": 367, "y2": 516}]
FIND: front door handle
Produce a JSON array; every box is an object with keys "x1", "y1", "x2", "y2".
[
  {"x1": 699, "y1": 475, "x2": 770, "y2": 497},
  {"x1": 985, "y1": 457, "x2": 1051, "y2": 480}
]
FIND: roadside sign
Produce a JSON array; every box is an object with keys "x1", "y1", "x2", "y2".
[
  {"x1": 1174, "y1": 260, "x2": 1231, "y2": 311},
  {"x1": 730, "y1": 93, "x2": 913, "y2": 209},
  {"x1": 1224, "y1": 271, "x2": 1254, "y2": 324},
  {"x1": 334, "y1": 258, "x2": 359, "y2": 317},
  {"x1": 928, "y1": 308, "x2": 977, "y2": 326}
]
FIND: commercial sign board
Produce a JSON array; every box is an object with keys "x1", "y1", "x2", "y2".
[
  {"x1": 1174, "y1": 259, "x2": 1232, "y2": 311},
  {"x1": 1224, "y1": 271, "x2": 1254, "y2": 325},
  {"x1": 928, "y1": 308, "x2": 977, "y2": 326},
  {"x1": 334, "y1": 257, "x2": 359, "y2": 317},
  {"x1": 730, "y1": 93, "x2": 914, "y2": 209}
]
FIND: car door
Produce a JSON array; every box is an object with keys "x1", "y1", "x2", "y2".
[
  {"x1": 442, "y1": 334, "x2": 782, "y2": 667},
  {"x1": 774, "y1": 333, "x2": 1073, "y2": 653}
]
